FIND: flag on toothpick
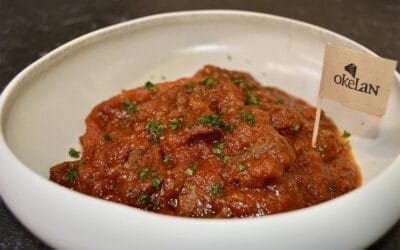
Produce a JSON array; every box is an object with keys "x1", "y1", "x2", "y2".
[{"x1": 312, "y1": 44, "x2": 397, "y2": 147}]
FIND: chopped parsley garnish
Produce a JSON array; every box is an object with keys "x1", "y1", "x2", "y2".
[
  {"x1": 162, "y1": 155, "x2": 172, "y2": 164},
  {"x1": 224, "y1": 124, "x2": 236, "y2": 133},
  {"x1": 184, "y1": 164, "x2": 198, "y2": 176},
  {"x1": 152, "y1": 176, "x2": 161, "y2": 189},
  {"x1": 211, "y1": 183, "x2": 224, "y2": 197},
  {"x1": 212, "y1": 143, "x2": 229, "y2": 164},
  {"x1": 238, "y1": 164, "x2": 247, "y2": 172},
  {"x1": 245, "y1": 83, "x2": 253, "y2": 91},
  {"x1": 234, "y1": 79, "x2": 253, "y2": 91},
  {"x1": 145, "y1": 81, "x2": 157, "y2": 92},
  {"x1": 139, "y1": 168, "x2": 150, "y2": 180},
  {"x1": 328, "y1": 183, "x2": 337, "y2": 192},
  {"x1": 68, "y1": 148, "x2": 80, "y2": 159},
  {"x1": 200, "y1": 76, "x2": 217, "y2": 87},
  {"x1": 122, "y1": 98, "x2": 139, "y2": 113},
  {"x1": 241, "y1": 112, "x2": 255, "y2": 126},
  {"x1": 292, "y1": 124, "x2": 301, "y2": 132},
  {"x1": 65, "y1": 168, "x2": 78, "y2": 182},
  {"x1": 275, "y1": 99, "x2": 284, "y2": 105},
  {"x1": 234, "y1": 79, "x2": 243, "y2": 85},
  {"x1": 246, "y1": 94, "x2": 260, "y2": 106},
  {"x1": 315, "y1": 145, "x2": 323, "y2": 153},
  {"x1": 152, "y1": 199, "x2": 160, "y2": 208},
  {"x1": 304, "y1": 147, "x2": 310, "y2": 152},
  {"x1": 102, "y1": 133, "x2": 112, "y2": 142},
  {"x1": 342, "y1": 130, "x2": 351, "y2": 138},
  {"x1": 198, "y1": 114, "x2": 225, "y2": 128},
  {"x1": 266, "y1": 86, "x2": 274, "y2": 91},
  {"x1": 145, "y1": 121, "x2": 164, "y2": 142},
  {"x1": 138, "y1": 194, "x2": 150, "y2": 204},
  {"x1": 186, "y1": 84, "x2": 194, "y2": 94},
  {"x1": 170, "y1": 119, "x2": 180, "y2": 131}
]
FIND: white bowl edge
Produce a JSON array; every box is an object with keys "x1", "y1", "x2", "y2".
[{"x1": 0, "y1": 10, "x2": 399, "y2": 249}]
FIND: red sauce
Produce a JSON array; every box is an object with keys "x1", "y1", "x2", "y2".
[{"x1": 50, "y1": 65, "x2": 361, "y2": 218}]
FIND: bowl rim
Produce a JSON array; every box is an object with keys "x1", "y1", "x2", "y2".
[{"x1": 0, "y1": 9, "x2": 399, "y2": 224}]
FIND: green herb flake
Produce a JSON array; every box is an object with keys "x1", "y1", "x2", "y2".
[
  {"x1": 184, "y1": 164, "x2": 198, "y2": 176},
  {"x1": 244, "y1": 83, "x2": 253, "y2": 91},
  {"x1": 315, "y1": 145, "x2": 323, "y2": 153},
  {"x1": 65, "y1": 168, "x2": 78, "y2": 182},
  {"x1": 304, "y1": 147, "x2": 310, "y2": 152},
  {"x1": 241, "y1": 112, "x2": 255, "y2": 126},
  {"x1": 198, "y1": 114, "x2": 225, "y2": 128},
  {"x1": 138, "y1": 194, "x2": 150, "y2": 204},
  {"x1": 122, "y1": 98, "x2": 140, "y2": 113},
  {"x1": 152, "y1": 176, "x2": 162, "y2": 189},
  {"x1": 328, "y1": 183, "x2": 337, "y2": 192},
  {"x1": 170, "y1": 119, "x2": 180, "y2": 131},
  {"x1": 246, "y1": 94, "x2": 260, "y2": 106},
  {"x1": 238, "y1": 164, "x2": 247, "y2": 172},
  {"x1": 145, "y1": 81, "x2": 157, "y2": 92},
  {"x1": 266, "y1": 86, "x2": 274, "y2": 91},
  {"x1": 145, "y1": 121, "x2": 164, "y2": 142},
  {"x1": 212, "y1": 144, "x2": 223, "y2": 155},
  {"x1": 212, "y1": 143, "x2": 229, "y2": 164},
  {"x1": 68, "y1": 148, "x2": 81, "y2": 159},
  {"x1": 275, "y1": 99, "x2": 284, "y2": 105},
  {"x1": 102, "y1": 133, "x2": 112, "y2": 142},
  {"x1": 342, "y1": 130, "x2": 351, "y2": 138},
  {"x1": 200, "y1": 76, "x2": 217, "y2": 87},
  {"x1": 211, "y1": 183, "x2": 224, "y2": 197},
  {"x1": 152, "y1": 199, "x2": 160, "y2": 208},
  {"x1": 234, "y1": 79, "x2": 243, "y2": 85},
  {"x1": 292, "y1": 124, "x2": 301, "y2": 132},
  {"x1": 139, "y1": 168, "x2": 150, "y2": 181},
  {"x1": 162, "y1": 155, "x2": 172, "y2": 164},
  {"x1": 234, "y1": 79, "x2": 253, "y2": 91},
  {"x1": 224, "y1": 124, "x2": 236, "y2": 133},
  {"x1": 186, "y1": 84, "x2": 194, "y2": 94}
]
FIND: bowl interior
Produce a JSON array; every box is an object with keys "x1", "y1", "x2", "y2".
[{"x1": 2, "y1": 12, "x2": 400, "y2": 183}]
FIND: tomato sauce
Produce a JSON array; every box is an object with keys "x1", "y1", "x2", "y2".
[{"x1": 50, "y1": 65, "x2": 361, "y2": 218}]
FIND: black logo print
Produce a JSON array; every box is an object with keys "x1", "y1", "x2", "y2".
[
  {"x1": 344, "y1": 63, "x2": 357, "y2": 78},
  {"x1": 332, "y1": 63, "x2": 380, "y2": 96}
]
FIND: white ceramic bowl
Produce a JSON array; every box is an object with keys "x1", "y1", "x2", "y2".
[{"x1": 0, "y1": 10, "x2": 399, "y2": 249}]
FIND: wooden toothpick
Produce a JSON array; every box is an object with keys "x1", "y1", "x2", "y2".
[{"x1": 311, "y1": 95, "x2": 322, "y2": 148}]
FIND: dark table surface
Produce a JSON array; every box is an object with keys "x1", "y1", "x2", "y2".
[{"x1": 0, "y1": 0, "x2": 399, "y2": 249}]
